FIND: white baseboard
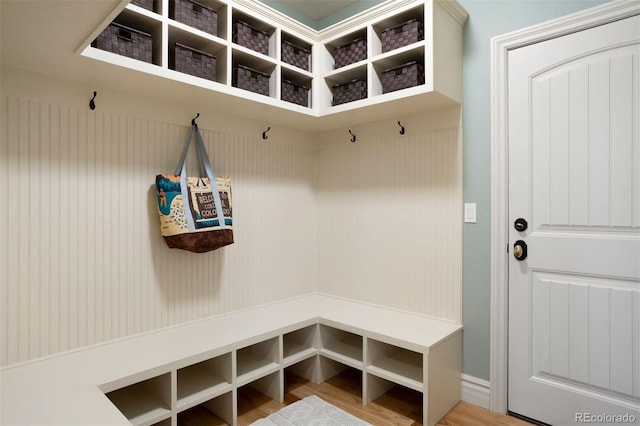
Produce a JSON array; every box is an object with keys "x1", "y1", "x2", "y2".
[{"x1": 461, "y1": 374, "x2": 491, "y2": 410}]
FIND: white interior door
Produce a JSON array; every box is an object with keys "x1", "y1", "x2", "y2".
[{"x1": 508, "y1": 14, "x2": 640, "y2": 425}]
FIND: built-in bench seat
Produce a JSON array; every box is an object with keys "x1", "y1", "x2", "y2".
[{"x1": 0, "y1": 293, "x2": 462, "y2": 426}]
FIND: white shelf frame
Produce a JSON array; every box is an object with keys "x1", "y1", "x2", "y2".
[{"x1": 82, "y1": 0, "x2": 467, "y2": 123}]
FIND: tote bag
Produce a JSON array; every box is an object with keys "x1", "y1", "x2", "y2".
[{"x1": 155, "y1": 124, "x2": 233, "y2": 253}]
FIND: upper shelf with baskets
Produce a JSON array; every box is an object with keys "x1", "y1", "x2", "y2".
[{"x1": 83, "y1": 0, "x2": 467, "y2": 126}]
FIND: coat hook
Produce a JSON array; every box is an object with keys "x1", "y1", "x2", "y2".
[
  {"x1": 191, "y1": 113, "x2": 200, "y2": 126},
  {"x1": 89, "y1": 91, "x2": 97, "y2": 110},
  {"x1": 398, "y1": 121, "x2": 405, "y2": 135},
  {"x1": 262, "y1": 126, "x2": 271, "y2": 140},
  {"x1": 349, "y1": 129, "x2": 356, "y2": 143}
]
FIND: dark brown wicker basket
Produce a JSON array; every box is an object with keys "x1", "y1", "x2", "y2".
[
  {"x1": 233, "y1": 21, "x2": 269, "y2": 56},
  {"x1": 131, "y1": 0, "x2": 154, "y2": 12},
  {"x1": 381, "y1": 19, "x2": 424, "y2": 53},
  {"x1": 170, "y1": 0, "x2": 217, "y2": 36},
  {"x1": 171, "y1": 43, "x2": 216, "y2": 81},
  {"x1": 381, "y1": 61, "x2": 425, "y2": 93},
  {"x1": 92, "y1": 22, "x2": 152, "y2": 64},
  {"x1": 282, "y1": 40, "x2": 310, "y2": 71},
  {"x1": 282, "y1": 79, "x2": 309, "y2": 107},
  {"x1": 233, "y1": 65, "x2": 270, "y2": 96},
  {"x1": 334, "y1": 38, "x2": 366, "y2": 69},
  {"x1": 332, "y1": 80, "x2": 367, "y2": 105}
]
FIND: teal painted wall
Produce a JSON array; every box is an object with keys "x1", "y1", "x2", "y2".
[
  {"x1": 259, "y1": 0, "x2": 386, "y2": 30},
  {"x1": 457, "y1": 0, "x2": 608, "y2": 381}
]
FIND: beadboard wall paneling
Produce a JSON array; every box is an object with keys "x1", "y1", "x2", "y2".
[
  {"x1": 316, "y1": 123, "x2": 462, "y2": 322},
  {"x1": 0, "y1": 95, "x2": 317, "y2": 366}
]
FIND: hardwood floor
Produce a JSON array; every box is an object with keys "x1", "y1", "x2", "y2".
[{"x1": 178, "y1": 369, "x2": 532, "y2": 425}]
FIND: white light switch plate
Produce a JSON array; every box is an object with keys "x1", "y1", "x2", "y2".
[{"x1": 464, "y1": 203, "x2": 477, "y2": 223}]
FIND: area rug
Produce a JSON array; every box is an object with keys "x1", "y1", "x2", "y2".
[{"x1": 250, "y1": 395, "x2": 373, "y2": 426}]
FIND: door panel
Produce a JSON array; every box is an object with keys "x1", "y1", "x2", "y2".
[{"x1": 508, "y1": 14, "x2": 640, "y2": 425}]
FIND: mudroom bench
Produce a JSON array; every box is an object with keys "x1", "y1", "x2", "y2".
[{"x1": 0, "y1": 294, "x2": 462, "y2": 426}]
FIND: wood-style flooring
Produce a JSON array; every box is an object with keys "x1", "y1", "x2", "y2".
[{"x1": 178, "y1": 368, "x2": 532, "y2": 426}]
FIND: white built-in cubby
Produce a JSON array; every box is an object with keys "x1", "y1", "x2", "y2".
[
  {"x1": 104, "y1": 372, "x2": 172, "y2": 426},
  {"x1": 102, "y1": 318, "x2": 460, "y2": 426},
  {"x1": 318, "y1": 324, "x2": 363, "y2": 369},
  {"x1": 81, "y1": 0, "x2": 467, "y2": 126},
  {"x1": 1, "y1": 296, "x2": 462, "y2": 426}
]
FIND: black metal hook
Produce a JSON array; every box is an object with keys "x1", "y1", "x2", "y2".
[
  {"x1": 349, "y1": 129, "x2": 356, "y2": 143},
  {"x1": 89, "y1": 91, "x2": 97, "y2": 110},
  {"x1": 262, "y1": 126, "x2": 271, "y2": 140},
  {"x1": 398, "y1": 121, "x2": 405, "y2": 135},
  {"x1": 191, "y1": 113, "x2": 200, "y2": 126}
]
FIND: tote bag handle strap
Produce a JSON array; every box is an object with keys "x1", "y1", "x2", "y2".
[
  {"x1": 175, "y1": 124, "x2": 196, "y2": 176},
  {"x1": 194, "y1": 124, "x2": 226, "y2": 229},
  {"x1": 174, "y1": 124, "x2": 226, "y2": 232}
]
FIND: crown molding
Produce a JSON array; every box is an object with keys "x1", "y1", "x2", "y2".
[
  {"x1": 436, "y1": 0, "x2": 469, "y2": 26},
  {"x1": 232, "y1": 0, "x2": 468, "y2": 42}
]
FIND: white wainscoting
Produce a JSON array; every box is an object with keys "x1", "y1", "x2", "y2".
[
  {"x1": 1, "y1": 71, "x2": 462, "y2": 366},
  {"x1": 0, "y1": 93, "x2": 318, "y2": 366},
  {"x1": 316, "y1": 116, "x2": 462, "y2": 322}
]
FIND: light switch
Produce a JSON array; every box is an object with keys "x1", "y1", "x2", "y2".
[{"x1": 464, "y1": 203, "x2": 477, "y2": 223}]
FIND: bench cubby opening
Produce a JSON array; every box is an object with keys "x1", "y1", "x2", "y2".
[{"x1": 105, "y1": 372, "x2": 172, "y2": 426}]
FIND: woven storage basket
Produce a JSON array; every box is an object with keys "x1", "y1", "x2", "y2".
[
  {"x1": 282, "y1": 40, "x2": 310, "y2": 71},
  {"x1": 334, "y1": 38, "x2": 366, "y2": 69},
  {"x1": 92, "y1": 22, "x2": 152, "y2": 63},
  {"x1": 233, "y1": 65, "x2": 270, "y2": 96},
  {"x1": 282, "y1": 79, "x2": 309, "y2": 107},
  {"x1": 381, "y1": 61, "x2": 425, "y2": 93},
  {"x1": 381, "y1": 19, "x2": 424, "y2": 53},
  {"x1": 170, "y1": 0, "x2": 217, "y2": 36},
  {"x1": 131, "y1": 0, "x2": 154, "y2": 11},
  {"x1": 233, "y1": 20, "x2": 269, "y2": 56},
  {"x1": 171, "y1": 43, "x2": 216, "y2": 81},
  {"x1": 332, "y1": 80, "x2": 367, "y2": 106}
]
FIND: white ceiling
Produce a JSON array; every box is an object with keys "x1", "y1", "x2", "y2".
[{"x1": 274, "y1": 0, "x2": 358, "y2": 20}]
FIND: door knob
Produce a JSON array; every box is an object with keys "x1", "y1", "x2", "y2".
[
  {"x1": 514, "y1": 218, "x2": 528, "y2": 232},
  {"x1": 513, "y1": 240, "x2": 527, "y2": 261}
]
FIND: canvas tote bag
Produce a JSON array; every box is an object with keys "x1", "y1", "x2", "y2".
[{"x1": 155, "y1": 123, "x2": 233, "y2": 253}]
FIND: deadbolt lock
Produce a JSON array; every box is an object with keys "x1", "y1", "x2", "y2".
[
  {"x1": 513, "y1": 240, "x2": 527, "y2": 261},
  {"x1": 514, "y1": 218, "x2": 528, "y2": 232}
]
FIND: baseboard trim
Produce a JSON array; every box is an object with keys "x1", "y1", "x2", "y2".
[{"x1": 461, "y1": 374, "x2": 491, "y2": 410}]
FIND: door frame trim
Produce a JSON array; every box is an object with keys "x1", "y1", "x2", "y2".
[{"x1": 489, "y1": 0, "x2": 639, "y2": 414}]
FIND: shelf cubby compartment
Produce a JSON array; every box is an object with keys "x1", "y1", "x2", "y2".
[
  {"x1": 238, "y1": 370, "x2": 283, "y2": 412},
  {"x1": 232, "y1": 11, "x2": 276, "y2": 59},
  {"x1": 371, "y1": 4, "x2": 425, "y2": 58},
  {"x1": 236, "y1": 336, "x2": 280, "y2": 385},
  {"x1": 128, "y1": 0, "x2": 161, "y2": 17},
  {"x1": 176, "y1": 391, "x2": 233, "y2": 426},
  {"x1": 168, "y1": 0, "x2": 227, "y2": 39},
  {"x1": 105, "y1": 373, "x2": 171, "y2": 426},
  {"x1": 323, "y1": 64, "x2": 368, "y2": 109},
  {"x1": 283, "y1": 324, "x2": 317, "y2": 366},
  {"x1": 364, "y1": 373, "x2": 423, "y2": 416},
  {"x1": 366, "y1": 339, "x2": 423, "y2": 391},
  {"x1": 318, "y1": 324, "x2": 363, "y2": 369},
  {"x1": 167, "y1": 24, "x2": 227, "y2": 84},
  {"x1": 371, "y1": 48, "x2": 425, "y2": 97},
  {"x1": 176, "y1": 353, "x2": 233, "y2": 412},
  {"x1": 281, "y1": 69, "x2": 312, "y2": 108},
  {"x1": 281, "y1": 32, "x2": 312, "y2": 72},
  {"x1": 322, "y1": 28, "x2": 367, "y2": 75},
  {"x1": 95, "y1": 8, "x2": 163, "y2": 67},
  {"x1": 231, "y1": 52, "x2": 277, "y2": 98}
]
